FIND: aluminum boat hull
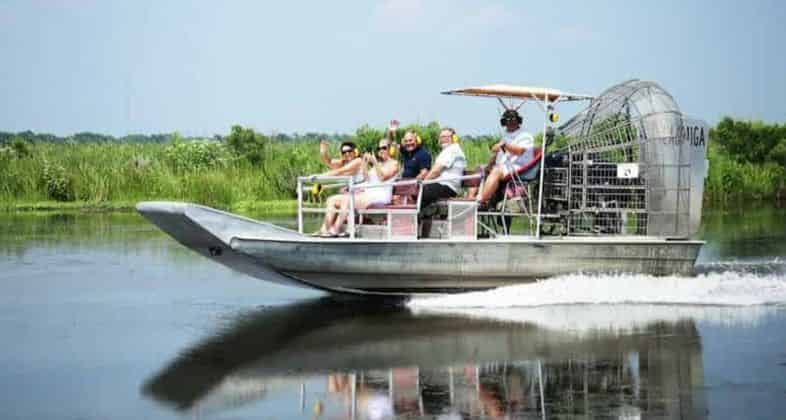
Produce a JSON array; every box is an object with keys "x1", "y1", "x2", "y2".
[{"x1": 137, "y1": 201, "x2": 703, "y2": 296}]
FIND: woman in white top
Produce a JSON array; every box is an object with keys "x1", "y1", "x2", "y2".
[
  {"x1": 319, "y1": 140, "x2": 366, "y2": 184},
  {"x1": 316, "y1": 139, "x2": 399, "y2": 237}
]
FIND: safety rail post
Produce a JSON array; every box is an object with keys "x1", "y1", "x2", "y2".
[
  {"x1": 297, "y1": 179, "x2": 303, "y2": 234},
  {"x1": 298, "y1": 175, "x2": 354, "y2": 236},
  {"x1": 348, "y1": 178, "x2": 355, "y2": 239}
]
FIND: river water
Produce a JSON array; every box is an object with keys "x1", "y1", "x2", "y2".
[{"x1": 1, "y1": 208, "x2": 785, "y2": 419}]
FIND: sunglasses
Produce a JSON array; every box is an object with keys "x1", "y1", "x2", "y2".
[{"x1": 376, "y1": 146, "x2": 389, "y2": 151}]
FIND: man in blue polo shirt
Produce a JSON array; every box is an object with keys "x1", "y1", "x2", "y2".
[
  {"x1": 386, "y1": 120, "x2": 431, "y2": 206},
  {"x1": 396, "y1": 126, "x2": 432, "y2": 180}
]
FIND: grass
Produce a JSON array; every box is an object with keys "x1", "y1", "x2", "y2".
[
  {"x1": 0, "y1": 199, "x2": 299, "y2": 215},
  {"x1": 1, "y1": 137, "x2": 784, "y2": 214},
  {"x1": 0, "y1": 140, "x2": 497, "y2": 213}
]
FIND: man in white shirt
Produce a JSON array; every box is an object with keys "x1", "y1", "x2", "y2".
[
  {"x1": 420, "y1": 127, "x2": 466, "y2": 209},
  {"x1": 474, "y1": 109, "x2": 536, "y2": 206}
]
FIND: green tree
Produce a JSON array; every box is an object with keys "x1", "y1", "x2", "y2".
[
  {"x1": 224, "y1": 125, "x2": 268, "y2": 164},
  {"x1": 712, "y1": 117, "x2": 785, "y2": 164}
]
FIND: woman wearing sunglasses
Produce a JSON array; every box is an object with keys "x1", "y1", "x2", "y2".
[
  {"x1": 319, "y1": 140, "x2": 365, "y2": 183},
  {"x1": 316, "y1": 139, "x2": 399, "y2": 237}
]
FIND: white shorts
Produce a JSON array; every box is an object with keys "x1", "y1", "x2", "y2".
[{"x1": 358, "y1": 187, "x2": 392, "y2": 206}]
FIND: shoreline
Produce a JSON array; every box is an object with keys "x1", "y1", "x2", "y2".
[
  {"x1": 0, "y1": 199, "x2": 299, "y2": 216},
  {"x1": 1, "y1": 198, "x2": 782, "y2": 215}
]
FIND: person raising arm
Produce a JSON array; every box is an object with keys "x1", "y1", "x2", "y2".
[
  {"x1": 315, "y1": 139, "x2": 399, "y2": 237},
  {"x1": 319, "y1": 141, "x2": 365, "y2": 181}
]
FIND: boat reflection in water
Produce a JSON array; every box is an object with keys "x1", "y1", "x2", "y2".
[{"x1": 143, "y1": 299, "x2": 707, "y2": 419}]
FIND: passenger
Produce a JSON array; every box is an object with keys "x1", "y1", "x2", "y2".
[
  {"x1": 400, "y1": 130, "x2": 432, "y2": 180},
  {"x1": 420, "y1": 127, "x2": 466, "y2": 209},
  {"x1": 315, "y1": 139, "x2": 400, "y2": 237},
  {"x1": 387, "y1": 120, "x2": 432, "y2": 180},
  {"x1": 470, "y1": 109, "x2": 535, "y2": 207},
  {"x1": 384, "y1": 120, "x2": 432, "y2": 205},
  {"x1": 319, "y1": 140, "x2": 365, "y2": 183}
]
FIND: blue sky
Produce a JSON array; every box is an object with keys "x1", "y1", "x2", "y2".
[{"x1": 1, "y1": 0, "x2": 784, "y2": 136}]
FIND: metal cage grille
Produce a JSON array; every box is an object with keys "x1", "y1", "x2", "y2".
[{"x1": 542, "y1": 80, "x2": 708, "y2": 238}]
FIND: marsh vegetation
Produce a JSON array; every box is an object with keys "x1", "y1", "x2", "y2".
[{"x1": 1, "y1": 117, "x2": 784, "y2": 212}]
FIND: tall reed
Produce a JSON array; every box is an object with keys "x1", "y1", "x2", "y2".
[{"x1": 1, "y1": 133, "x2": 784, "y2": 210}]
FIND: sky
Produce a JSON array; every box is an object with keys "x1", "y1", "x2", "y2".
[{"x1": 1, "y1": 0, "x2": 785, "y2": 137}]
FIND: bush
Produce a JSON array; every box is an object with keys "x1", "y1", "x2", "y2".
[
  {"x1": 164, "y1": 136, "x2": 225, "y2": 172},
  {"x1": 705, "y1": 142, "x2": 786, "y2": 203},
  {"x1": 0, "y1": 138, "x2": 33, "y2": 160},
  {"x1": 258, "y1": 141, "x2": 323, "y2": 198},
  {"x1": 10, "y1": 138, "x2": 32, "y2": 158},
  {"x1": 767, "y1": 139, "x2": 786, "y2": 166},
  {"x1": 41, "y1": 161, "x2": 75, "y2": 201},
  {"x1": 0, "y1": 146, "x2": 13, "y2": 162}
]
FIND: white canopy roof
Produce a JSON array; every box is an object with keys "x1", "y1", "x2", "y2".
[{"x1": 442, "y1": 84, "x2": 594, "y2": 102}]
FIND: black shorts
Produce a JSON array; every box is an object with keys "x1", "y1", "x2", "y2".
[{"x1": 420, "y1": 183, "x2": 457, "y2": 209}]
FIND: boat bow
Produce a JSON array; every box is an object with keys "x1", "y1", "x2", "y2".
[{"x1": 136, "y1": 201, "x2": 306, "y2": 288}]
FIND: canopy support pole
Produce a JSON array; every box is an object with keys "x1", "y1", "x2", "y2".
[{"x1": 535, "y1": 99, "x2": 551, "y2": 239}]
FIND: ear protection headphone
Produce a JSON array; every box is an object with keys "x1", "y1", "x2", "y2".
[
  {"x1": 340, "y1": 142, "x2": 360, "y2": 158},
  {"x1": 500, "y1": 109, "x2": 523, "y2": 127},
  {"x1": 443, "y1": 128, "x2": 459, "y2": 144},
  {"x1": 404, "y1": 131, "x2": 422, "y2": 146}
]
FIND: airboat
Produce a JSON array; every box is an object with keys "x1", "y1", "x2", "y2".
[{"x1": 138, "y1": 80, "x2": 709, "y2": 296}]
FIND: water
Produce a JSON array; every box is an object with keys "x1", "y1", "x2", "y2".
[{"x1": 0, "y1": 208, "x2": 785, "y2": 419}]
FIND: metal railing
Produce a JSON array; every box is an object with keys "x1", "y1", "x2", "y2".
[{"x1": 296, "y1": 174, "x2": 484, "y2": 239}]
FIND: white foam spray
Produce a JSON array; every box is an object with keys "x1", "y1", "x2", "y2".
[
  {"x1": 409, "y1": 269, "x2": 786, "y2": 309},
  {"x1": 411, "y1": 304, "x2": 777, "y2": 336},
  {"x1": 408, "y1": 264, "x2": 786, "y2": 333}
]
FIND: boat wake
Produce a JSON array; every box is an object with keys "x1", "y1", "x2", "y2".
[
  {"x1": 409, "y1": 258, "x2": 786, "y2": 309},
  {"x1": 408, "y1": 259, "x2": 786, "y2": 333}
]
